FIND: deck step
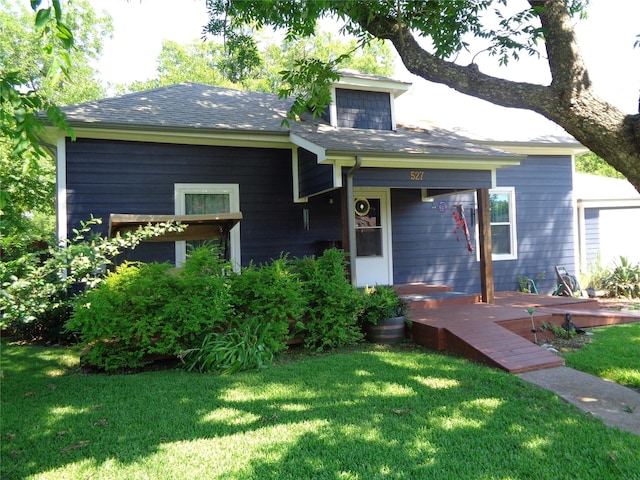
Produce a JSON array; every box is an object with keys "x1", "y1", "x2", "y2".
[
  {"x1": 393, "y1": 283, "x2": 451, "y2": 296},
  {"x1": 402, "y1": 291, "x2": 481, "y2": 309}
]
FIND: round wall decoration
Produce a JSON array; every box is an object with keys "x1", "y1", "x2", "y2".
[{"x1": 354, "y1": 198, "x2": 370, "y2": 216}]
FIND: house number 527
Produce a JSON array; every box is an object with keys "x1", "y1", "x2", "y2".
[{"x1": 410, "y1": 170, "x2": 424, "y2": 181}]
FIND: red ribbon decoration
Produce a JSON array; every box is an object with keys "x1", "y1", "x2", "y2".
[{"x1": 452, "y1": 204, "x2": 474, "y2": 252}]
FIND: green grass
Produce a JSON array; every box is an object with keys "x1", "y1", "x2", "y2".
[
  {"x1": 563, "y1": 322, "x2": 640, "y2": 392},
  {"x1": 2, "y1": 340, "x2": 639, "y2": 480}
]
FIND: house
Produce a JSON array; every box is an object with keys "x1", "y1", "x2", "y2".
[
  {"x1": 574, "y1": 172, "x2": 640, "y2": 272},
  {"x1": 42, "y1": 72, "x2": 586, "y2": 295}
]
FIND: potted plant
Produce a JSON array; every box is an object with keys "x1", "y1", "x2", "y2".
[{"x1": 360, "y1": 285, "x2": 408, "y2": 344}]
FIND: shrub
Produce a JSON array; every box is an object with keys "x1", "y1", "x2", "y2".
[
  {"x1": 603, "y1": 256, "x2": 640, "y2": 299},
  {"x1": 166, "y1": 245, "x2": 234, "y2": 347},
  {"x1": 359, "y1": 285, "x2": 405, "y2": 325},
  {"x1": 179, "y1": 316, "x2": 274, "y2": 374},
  {"x1": 67, "y1": 246, "x2": 234, "y2": 371},
  {"x1": 229, "y1": 255, "x2": 306, "y2": 355},
  {"x1": 1, "y1": 217, "x2": 184, "y2": 341},
  {"x1": 294, "y1": 249, "x2": 363, "y2": 350},
  {"x1": 68, "y1": 262, "x2": 179, "y2": 370}
]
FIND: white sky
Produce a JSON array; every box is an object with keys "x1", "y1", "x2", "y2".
[{"x1": 90, "y1": 0, "x2": 639, "y2": 139}]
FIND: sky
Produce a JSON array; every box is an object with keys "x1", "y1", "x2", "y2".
[{"x1": 89, "y1": 0, "x2": 639, "y2": 140}]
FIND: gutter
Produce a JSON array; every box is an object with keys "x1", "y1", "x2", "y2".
[{"x1": 346, "y1": 156, "x2": 362, "y2": 286}]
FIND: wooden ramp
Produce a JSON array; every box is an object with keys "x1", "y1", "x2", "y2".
[
  {"x1": 408, "y1": 302, "x2": 564, "y2": 373},
  {"x1": 400, "y1": 286, "x2": 638, "y2": 374}
]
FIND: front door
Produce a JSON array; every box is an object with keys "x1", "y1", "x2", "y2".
[{"x1": 354, "y1": 188, "x2": 393, "y2": 287}]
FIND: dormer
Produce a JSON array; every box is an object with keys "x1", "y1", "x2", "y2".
[{"x1": 324, "y1": 70, "x2": 411, "y2": 131}]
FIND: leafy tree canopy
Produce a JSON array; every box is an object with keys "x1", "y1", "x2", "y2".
[
  {"x1": 0, "y1": 0, "x2": 112, "y2": 252},
  {"x1": 205, "y1": 0, "x2": 640, "y2": 192},
  {"x1": 120, "y1": 29, "x2": 394, "y2": 96},
  {"x1": 575, "y1": 152, "x2": 625, "y2": 179}
]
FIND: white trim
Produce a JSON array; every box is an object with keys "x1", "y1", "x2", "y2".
[
  {"x1": 578, "y1": 198, "x2": 640, "y2": 209},
  {"x1": 329, "y1": 86, "x2": 338, "y2": 128},
  {"x1": 289, "y1": 133, "x2": 327, "y2": 161},
  {"x1": 353, "y1": 187, "x2": 394, "y2": 286},
  {"x1": 389, "y1": 91, "x2": 398, "y2": 131},
  {"x1": 577, "y1": 202, "x2": 587, "y2": 273},
  {"x1": 492, "y1": 187, "x2": 518, "y2": 261},
  {"x1": 335, "y1": 72, "x2": 411, "y2": 97},
  {"x1": 475, "y1": 187, "x2": 518, "y2": 261},
  {"x1": 476, "y1": 140, "x2": 588, "y2": 156},
  {"x1": 41, "y1": 126, "x2": 291, "y2": 150},
  {"x1": 291, "y1": 147, "x2": 308, "y2": 203},
  {"x1": 56, "y1": 136, "x2": 67, "y2": 246},
  {"x1": 332, "y1": 155, "x2": 521, "y2": 170},
  {"x1": 174, "y1": 183, "x2": 241, "y2": 270}
]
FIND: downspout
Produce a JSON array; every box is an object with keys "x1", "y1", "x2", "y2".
[{"x1": 346, "y1": 156, "x2": 362, "y2": 286}]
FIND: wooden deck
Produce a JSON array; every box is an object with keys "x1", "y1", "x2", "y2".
[{"x1": 399, "y1": 285, "x2": 639, "y2": 374}]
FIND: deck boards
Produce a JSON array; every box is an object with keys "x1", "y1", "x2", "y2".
[{"x1": 401, "y1": 286, "x2": 639, "y2": 373}]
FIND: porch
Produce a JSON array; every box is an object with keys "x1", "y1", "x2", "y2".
[{"x1": 396, "y1": 284, "x2": 640, "y2": 374}]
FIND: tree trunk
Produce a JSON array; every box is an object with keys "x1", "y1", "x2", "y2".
[{"x1": 361, "y1": 1, "x2": 640, "y2": 193}]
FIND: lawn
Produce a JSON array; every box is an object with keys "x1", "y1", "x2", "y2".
[
  {"x1": 562, "y1": 321, "x2": 640, "y2": 392},
  {"x1": 2, "y1": 340, "x2": 639, "y2": 480}
]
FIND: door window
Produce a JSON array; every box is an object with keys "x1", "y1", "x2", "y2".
[{"x1": 355, "y1": 198, "x2": 382, "y2": 257}]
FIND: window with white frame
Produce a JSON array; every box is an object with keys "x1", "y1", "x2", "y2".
[
  {"x1": 174, "y1": 183, "x2": 240, "y2": 268},
  {"x1": 488, "y1": 187, "x2": 517, "y2": 260},
  {"x1": 475, "y1": 187, "x2": 518, "y2": 260}
]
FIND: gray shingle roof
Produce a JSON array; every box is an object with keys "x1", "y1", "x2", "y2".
[
  {"x1": 56, "y1": 82, "x2": 517, "y2": 159},
  {"x1": 290, "y1": 122, "x2": 516, "y2": 158},
  {"x1": 60, "y1": 82, "x2": 291, "y2": 132}
]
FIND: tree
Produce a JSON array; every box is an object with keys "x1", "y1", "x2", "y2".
[
  {"x1": 0, "y1": 0, "x2": 112, "y2": 254},
  {"x1": 120, "y1": 30, "x2": 394, "y2": 96},
  {"x1": 575, "y1": 152, "x2": 625, "y2": 179},
  {"x1": 205, "y1": 0, "x2": 640, "y2": 193}
]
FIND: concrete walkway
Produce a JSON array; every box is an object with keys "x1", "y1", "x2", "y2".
[{"x1": 518, "y1": 366, "x2": 640, "y2": 436}]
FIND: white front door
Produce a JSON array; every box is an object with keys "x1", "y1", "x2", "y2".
[{"x1": 354, "y1": 188, "x2": 393, "y2": 287}]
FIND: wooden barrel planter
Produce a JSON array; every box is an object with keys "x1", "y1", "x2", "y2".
[{"x1": 366, "y1": 316, "x2": 406, "y2": 344}]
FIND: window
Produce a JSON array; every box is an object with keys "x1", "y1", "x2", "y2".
[
  {"x1": 174, "y1": 183, "x2": 240, "y2": 268},
  {"x1": 488, "y1": 187, "x2": 517, "y2": 260},
  {"x1": 354, "y1": 197, "x2": 382, "y2": 257}
]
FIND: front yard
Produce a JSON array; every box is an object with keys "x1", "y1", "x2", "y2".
[{"x1": 2, "y1": 338, "x2": 639, "y2": 479}]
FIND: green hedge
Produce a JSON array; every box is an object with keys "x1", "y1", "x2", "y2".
[{"x1": 66, "y1": 248, "x2": 365, "y2": 373}]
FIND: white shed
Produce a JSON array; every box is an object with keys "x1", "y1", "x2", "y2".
[{"x1": 575, "y1": 172, "x2": 640, "y2": 272}]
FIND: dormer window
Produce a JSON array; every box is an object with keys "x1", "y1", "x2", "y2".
[
  {"x1": 325, "y1": 71, "x2": 411, "y2": 131},
  {"x1": 334, "y1": 89, "x2": 392, "y2": 130}
]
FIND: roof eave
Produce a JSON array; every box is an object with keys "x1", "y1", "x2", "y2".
[
  {"x1": 329, "y1": 151, "x2": 523, "y2": 170},
  {"x1": 41, "y1": 123, "x2": 293, "y2": 149},
  {"x1": 476, "y1": 140, "x2": 588, "y2": 156}
]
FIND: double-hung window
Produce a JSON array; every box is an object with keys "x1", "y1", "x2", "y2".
[
  {"x1": 488, "y1": 187, "x2": 517, "y2": 260},
  {"x1": 174, "y1": 183, "x2": 240, "y2": 268}
]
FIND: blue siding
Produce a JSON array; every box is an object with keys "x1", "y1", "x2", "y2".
[
  {"x1": 66, "y1": 139, "x2": 576, "y2": 294},
  {"x1": 495, "y1": 155, "x2": 575, "y2": 293},
  {"x1": 354, "y1": 167, "x2": 492, "y2": 189},
  {"x1": 298, "y1": 148, "x2": 334, "y2": 197},
  {"x1": 335, "y1": 89, "x2": 392, "y2": 130},
  {"x1": 390, "y1": 155, "x2": 576, "y2": 294},
  {"x1": 66, "y1": 139, "x2": 342, "y2": 266}
]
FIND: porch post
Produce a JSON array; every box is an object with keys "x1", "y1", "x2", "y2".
[
  {"x1": 477, "y1": 188, "x2": 495, "y2": 304},
  {"x1": 346, "y1": 156, "x2": 362, "y2": 286}
]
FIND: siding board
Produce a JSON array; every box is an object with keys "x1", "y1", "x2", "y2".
[
  {"x1": 66, "y1": 139, "x2": 342, "y2": 265},
  {"x1": 390, "y1": 155, "x2": 576, "y2": 294}
]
